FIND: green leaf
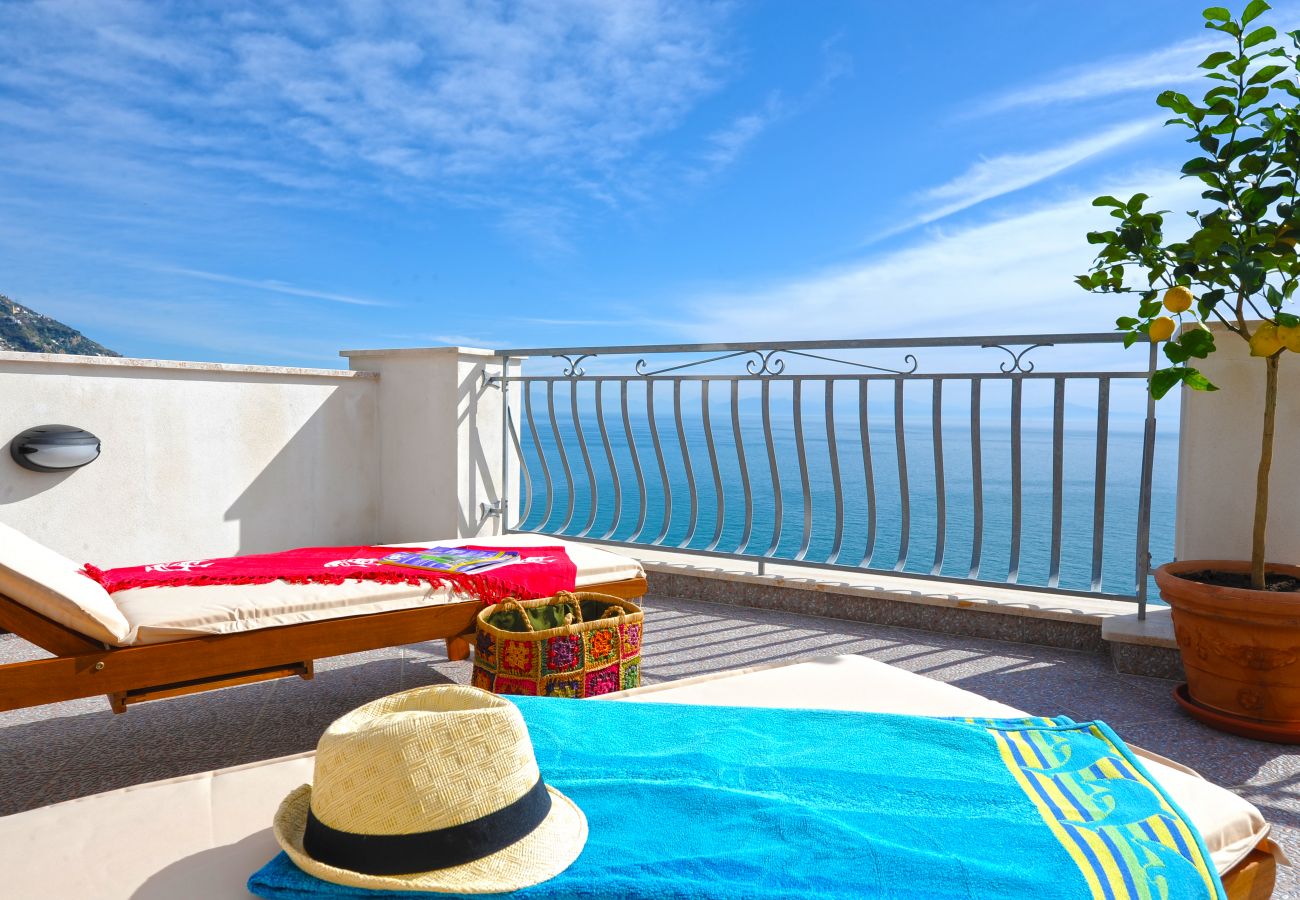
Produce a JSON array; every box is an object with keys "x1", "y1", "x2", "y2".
[
  {"x1": 1181, "y1": 327, "x2": 1217, "y2": 358},
  {"x1": 1127, "y1": 193, "x2": 1149, "y2": 213},
  {"x1": 1165, "y1": 341, "x2": 1192, "y2": 363},
  {"x1": 1242, "y1": 0, "x2": 1271, "y2": 26},
  {"x1": 1242, "y1": 85, "x2": 1271, "y2": 106},
  {"x1": 1182, "y1": 368, "x2": 1219, "y2": 392},
  {"x1": 1124, "y1": 331, "x2": 1141, "y2": 349},
  {"x1": 1244, "y1": 25, "x2": 1278, "y2": 48},
  {"x1": 1157, "y1": 91, "x2": 1193, "y2": 113},
  {"x1": 1150, "y1": 368, "x2": 1187, "y2": 399},
  {"x1": 1200, "y1": 50, "x2": 1236, "y2": 69},
  {"x1": 1091, "y1": 196, "x2": 1124, "y2": 208},
  {"x1": 1116, "y1": 316, "x2": 1140, "y2": 329},
  {"x1": 1138, "y1": 296, "x2": 1164, "y2": 318},
  {"x1": 1277, "y1": 311, "x2": 1300, "y2": 326},
  {"x1": 1248, "y1": 64, "x2": 1287, "y2": 84},
  {"x1": 1203, "y1": 6, "x2": 1232, "y2": 22}
]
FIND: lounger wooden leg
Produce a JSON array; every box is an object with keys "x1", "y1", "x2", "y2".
[{"x1": 444, "y1": 635, "x2": 472, "y2": 661}]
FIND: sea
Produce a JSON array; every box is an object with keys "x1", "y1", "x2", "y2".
[{"x1": 514, "y1": 384, "x2": 1176, "y2": 602}]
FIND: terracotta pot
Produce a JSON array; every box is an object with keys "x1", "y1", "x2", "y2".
[{"x1": 1157, "y1": 559, "x2": 1300, "y2": 726}]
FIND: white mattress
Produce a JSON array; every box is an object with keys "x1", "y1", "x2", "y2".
[
  {"x1": 111, "y1": 535, "x2": 643, "y2": 646},
  {"x1": 0, "y1": 655, "x2": 1272, "y2": 900}
]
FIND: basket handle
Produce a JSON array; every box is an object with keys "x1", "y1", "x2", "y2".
[
  {"x1": 553, "y1": 591, "x2": 584, "y2": 625},
  {"x1": 600, "y1": 604, "x2": 628, "y2": 623},
  {"x1": 497, "y1": 598, "x2": 535, "y2": 633}
]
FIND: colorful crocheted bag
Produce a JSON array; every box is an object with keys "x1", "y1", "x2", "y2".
[{"x1": 472, "y1": 591, "x2": 643, "y2": 699}]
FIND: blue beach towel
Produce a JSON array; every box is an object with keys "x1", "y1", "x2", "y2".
[{"x1": 248, "y1": 699, "x2": 1225, "y2": 900}]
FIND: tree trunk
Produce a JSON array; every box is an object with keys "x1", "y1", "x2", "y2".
[{"x1": 1252, "y1": 353, "x2": 1280, "y2": 590}]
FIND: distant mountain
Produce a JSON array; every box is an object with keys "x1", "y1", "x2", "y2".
[{"x1": 0, "y1": 295, "x2": 119, "y2": 357}]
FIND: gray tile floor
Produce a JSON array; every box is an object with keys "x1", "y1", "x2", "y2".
[{"x1": 2, "y1": 594, "x2": 1298, "y2": 896}]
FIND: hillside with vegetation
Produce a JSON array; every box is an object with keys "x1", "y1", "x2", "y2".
[{"x1": 0, "y1": 295, "x2": 119, "y2": 356}]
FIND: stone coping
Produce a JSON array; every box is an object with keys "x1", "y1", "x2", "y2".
[
  {"x1": 1101, "y1": 607, "x2": 1178, "y2": 648},
  {"x1": 340, "y1": 346, "x2": 498, "y2": 359},
  {"x1": 589, "y1": 542, "x2": 1146, "y2": 626},
  {"x1": 0, "y1": 351, "x2": 376, "y2": 380}
]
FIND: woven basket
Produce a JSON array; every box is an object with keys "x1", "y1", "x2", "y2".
[{"x1": 472, "y1": 592, "x2": 642, "y2": 698}]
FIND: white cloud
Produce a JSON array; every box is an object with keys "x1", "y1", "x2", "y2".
[
  {"x1": 0, "y1": 0, "x2": 734, "y2": 228},
  {"x1": 976, "y1": 37, "x2": 1219, "y2": 115},
  {"x1": 894, "y1": 119, "x2": 1161, "y2": 233},
  {"x1": 145, "y1": 265, "x2": 388, "y2": 307},
  {"x1": 698, "y1": 93, "x2": 784, "y2": 174},
  {"x1": 680, "y1": 170, "x2": 1205, "y2": 344}
]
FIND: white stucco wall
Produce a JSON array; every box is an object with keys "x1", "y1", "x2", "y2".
[
  {"x1": 340, "y1": 347, "x2": 517, "y2": 544},
  {"x1": 1176, "y1": 322, "x2": 1300, "y2": 563},
  {"x1": 0, "y1": 353, "x2": 381, "y2": 566}
]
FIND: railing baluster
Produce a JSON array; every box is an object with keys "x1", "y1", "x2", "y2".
[
  {"x1": 622, "y1": 380, "x2": 649, "y2": 542},
  {"x1": 570, "y1": 379, "x2": 598, "y2": 536},
  {"x1": 523, "y1": 382, "x2": 553, "y2": 531},
  {"x1": 647, "y1": 381, "x2": 673, "y2": 544},
  {"x1": 702, "y1": 381, "x2": 726, "y2": 551},
  {"x1": 548, "y1": 382, "x2": 577, "y2": 533},
  {"x1": 732, "y1": 381, "x2": 754, "y2": 554},
  {"x1": 761, "y1": 379, "x2": 783, "y2": 557},
  {"x1": 507, "y1": 402, "x2": 534, "y2": 529},
  {"x1": 859, "y1": 380, "x2": 878, "y2": 568},
  {"x1": 826, "y1": 380, "x2": 846, "y2": 564},
  {"x1": 793, "y1": 379, "x2": 814, "y2": 560},
  {"x1": 931, "y1": 379, "x2": 946, "y2": 575},
  {"x1": 1008, "y1": 377, "x2": 1023, "y2": 583},
  {"x1": 968, "y1": 378, "x2": 983, "y2": 579},
  {"x1": 593, "y1": 380, "x2": 622, "y2": 540},
  {"x1": 675, "y1": 379, "x2": 700, "y2": 548},
  {"x1": 1048, "y1": 377, "x2": 1066, "y2": 588},
  {"x1": 894, "y1": 379, "x2": 910, "y2": 571},
  {"x1": 1091, "y1": 377, "x2": 1111, "y2": 592},
  {"x1": 1135, "y1": 342, "x2": 1160, "y2": 618}
]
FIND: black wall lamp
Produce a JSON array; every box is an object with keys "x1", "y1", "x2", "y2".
[{"x1": 9, "y1": 425, "x2": 101, "y2": 473}]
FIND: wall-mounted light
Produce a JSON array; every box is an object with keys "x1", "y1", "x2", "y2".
[{"x1": 9, "y1": 425, "x2": 101, "y2": 473}]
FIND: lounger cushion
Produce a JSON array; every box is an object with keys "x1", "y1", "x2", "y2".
[
  {"x1": 0, "y1": 656, "x2": 1272, "y2": 900},
  {"x1": 0, "y1": 520, "x2": 130, "y2": 646},
  {"x1": 111, "y1": 535, "x2": 643, "y2": 646}
]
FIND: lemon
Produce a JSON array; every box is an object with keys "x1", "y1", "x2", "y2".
[
  {"x1": 1279, "y1": 323, "x2": 1300, "y2": 353},
  {"x1": 1149, "y1": 316, "x2": 1176, "y2": 342},
  {"x1": 1163, "y1": 286, "x2": 1194, "y2": 313},
  {"x1": 1250, "y1": 322, "x2": 1286, "y2": 357}
]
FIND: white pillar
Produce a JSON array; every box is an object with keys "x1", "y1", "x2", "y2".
[
  {"x1": 1175, "y1": 321, "x2": 1300, "y2": 563},
  {"x1": 340, "y1": 347, "x2": 518, "y2": 543}
]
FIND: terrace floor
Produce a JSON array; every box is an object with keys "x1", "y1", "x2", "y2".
[{"x1": 2, "y1": 593, "x2": 1298, "y2": 896}]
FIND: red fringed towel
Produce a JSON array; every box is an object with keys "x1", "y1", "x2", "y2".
[{"x1": 82, "y1": 545, "x2": 577, "y2": 606}]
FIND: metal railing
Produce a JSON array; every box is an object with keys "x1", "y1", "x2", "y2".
[{"x1": 494, "y1": 334, "x2": 1161, "y2": 617}]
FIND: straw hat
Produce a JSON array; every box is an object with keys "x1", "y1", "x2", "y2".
[{"x1": 273, "y1": 685, "x2": 587, "y2": 893}]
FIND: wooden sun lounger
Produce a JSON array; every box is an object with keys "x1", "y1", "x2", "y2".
[{"x1": 0, "y1": 576, "x2": 648, "y2": 713}]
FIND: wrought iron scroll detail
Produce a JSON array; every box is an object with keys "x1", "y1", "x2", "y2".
[
  {"x1": 983, "y1": 343, "x2": 1052, "y2": 374},
  {"x1": 629, "y1": 348, "x2": 918, "y2": 377},
  {"x1": 557, "y1": 354, "x2": 594, "y2": 378}
]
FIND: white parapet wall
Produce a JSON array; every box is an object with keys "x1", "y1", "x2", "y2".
[
  {"x1": 1176, "y1": 321, "x2": 1300, "y2": 564},
  {"x1": 0, "y1": 352, "x2": 382, "y2": 565},
  {"x1": 0, "y1": 346, "x2": 518, "y2": 565}
]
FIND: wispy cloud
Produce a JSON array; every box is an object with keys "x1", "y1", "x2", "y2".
[
  {"x1": 682, "y1": 169, "x2": 1205, "y2": 343},
  {"x1": 0, "y1": 0, "x2": 735, "y2": 248},
  {"x1": 697, "y1": 92, "x2": 784, "y2": 176},
  {"x1": 144, "y1": 265, "x2": 388, "y2": 307},
  {"x1": 892, "y1": 119, "x2": 1161, "y2": 234},
  {"x1": 975, "y1": 37, "x2": 1220, "y2": 115}
]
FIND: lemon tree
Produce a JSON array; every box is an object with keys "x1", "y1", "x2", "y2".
[{"x1": 1078, "y1": 0, "x2": 1300, "y2": 589}]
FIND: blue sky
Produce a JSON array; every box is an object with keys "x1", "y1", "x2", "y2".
[{"x1": 0, "y1": 0, "x2": 1287, "y2": 367}]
